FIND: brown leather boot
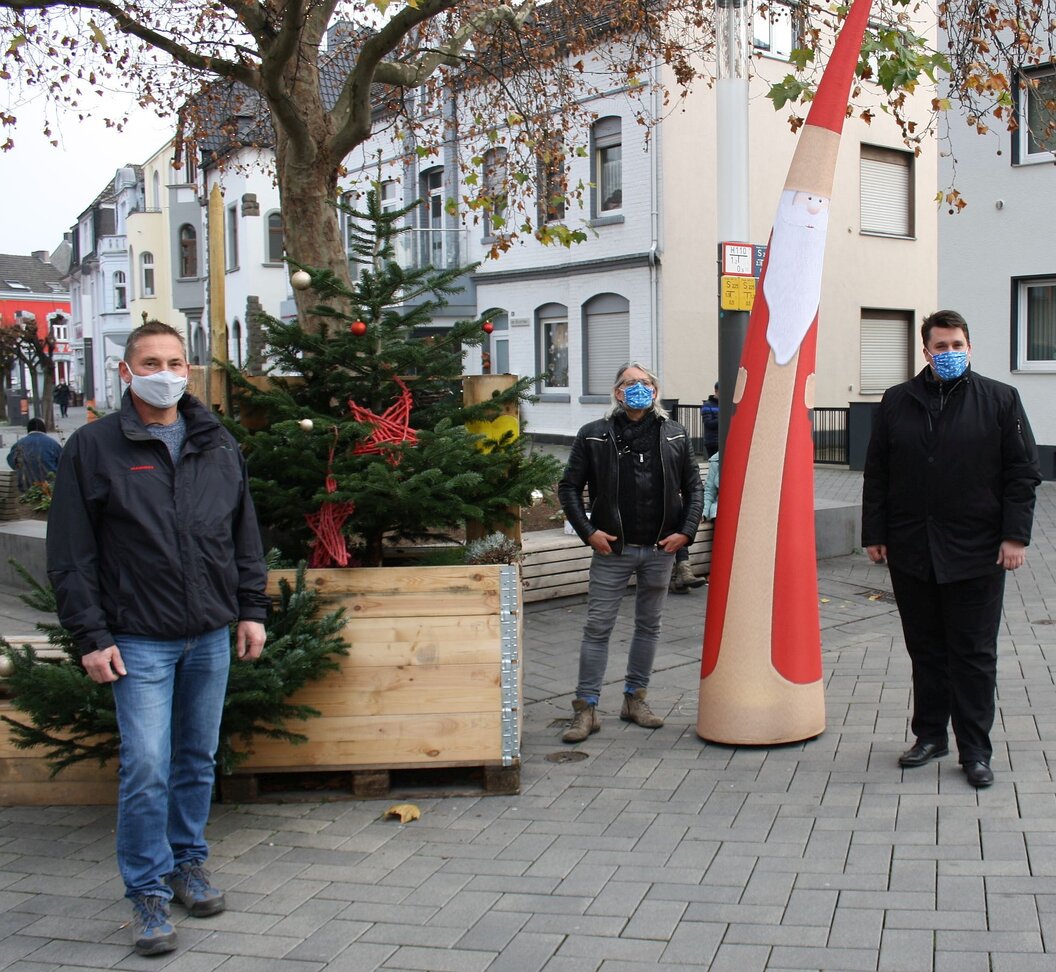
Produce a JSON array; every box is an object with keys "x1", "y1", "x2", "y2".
[
  {"x1": 620, "y1": 689, "x2": 664, "y2": 728},
  {"x1": 674, "y1": 561, "x2": 704, "y2": 588},
  {"x1": 562, "y1": 699, "x2": 600, "y2": 743}
]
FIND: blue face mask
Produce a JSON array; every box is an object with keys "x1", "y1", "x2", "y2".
[
  {"x1": 622, "y1": 381, "x2": 655, "y2": 410},
  {"x1": 930, "y1": 350, "x2": 968, "y2": 382}
]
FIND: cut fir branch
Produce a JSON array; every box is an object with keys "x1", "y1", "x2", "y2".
[{"x1": 0, "y1": 563, "x2": 349, "y2": 777}]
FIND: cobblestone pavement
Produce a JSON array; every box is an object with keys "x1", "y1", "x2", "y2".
[{"x1": 3, "y1": 469, "x2": 1056, "y2": 970}]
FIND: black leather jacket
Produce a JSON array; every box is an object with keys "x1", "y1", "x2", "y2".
[{"x1": 558, "y1": 413, "x2": 704, "y2": 554}]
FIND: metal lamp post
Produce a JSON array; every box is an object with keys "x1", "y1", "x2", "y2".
[{"x1": 715, "y1": 0, "x2": 752, "y2": 450}]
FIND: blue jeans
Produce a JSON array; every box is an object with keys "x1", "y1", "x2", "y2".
[
  {"x1": 111, "y1": 627, "x2": 230, "y2": 900},
  {"x1": 576, "y1": 544, "x2": 675, "y2": 701}
]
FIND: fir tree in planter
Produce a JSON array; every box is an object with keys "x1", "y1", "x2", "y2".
[
  {"x1": 227, "y1": 190, "x2": 560, "y2": 567},
  {"x1": 1, "y1": 562, "x2": 348, "y2": 776}
]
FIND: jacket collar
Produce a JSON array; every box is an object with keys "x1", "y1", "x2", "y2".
[{"x1": 119, "y1": 388, "x2": 220, "y2": 442}]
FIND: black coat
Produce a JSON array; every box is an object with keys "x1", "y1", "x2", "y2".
[
  {"x1": 47, "y1": 391, "x2": 270, "y2": 656},
  {"x1": 558, "y1": 413, "x2": 704, "y2": 555},
  {"x1": 862, "y1": 367, "x2": 1041, "y2": 583}
]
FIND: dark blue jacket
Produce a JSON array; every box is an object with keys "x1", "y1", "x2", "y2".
[
  {"x1": 7, "y1": 431, "x2": 62, "y2": 491},
  {"x1": 47, "y1": 391, "x2": 270, "y2": 656}
]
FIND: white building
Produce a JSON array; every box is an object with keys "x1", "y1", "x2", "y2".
[{"x1": 937, "y1": 54, "x2": 1055, "y2": 479}]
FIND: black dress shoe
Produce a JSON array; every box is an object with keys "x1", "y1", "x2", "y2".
[
  {"x1": 963, "y1": 761, "x2": 994, "y2": 788},
  {"x1": 898, "y1": 740, "x2": 950, "y2": 767}
]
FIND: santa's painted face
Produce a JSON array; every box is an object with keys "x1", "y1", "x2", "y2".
[{"x1": 762, "y1": 190, "x2": 831, "y2": 366}]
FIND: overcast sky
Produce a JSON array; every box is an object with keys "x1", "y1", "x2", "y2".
[{"x1": 0, "y1": 95, "x2": 175, "y2": 258}]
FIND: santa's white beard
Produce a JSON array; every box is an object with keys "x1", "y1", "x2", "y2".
[{"x1": 763, "y1": 194, "x2": 829, "y2": 365}]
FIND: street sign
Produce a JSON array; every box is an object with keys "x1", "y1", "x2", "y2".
[
  {"x1": 721, "y1": 242, "x2": 754, "y2": 277},
  {"x1": 720, "y1": 275, "x2": 756, "y2": 311},
  {"x1": 753, "y1": 244, "x2": 767, "y2": 278}
]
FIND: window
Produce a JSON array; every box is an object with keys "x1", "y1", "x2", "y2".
[
  {"x1": 113, "y1": 271, "x2": 127, "y2": 310},
  {"x1": 421, "y1": 168, "x2": 446, "y2": 267},
  {"x1": 266, "y1": 212, "x2": 284, "y2": 263},
  {"x1": 860, "y1": 309, "x2": 912, "y2": 393},
  {"x1": 537, "y1": 139, "x2": 566, "y2": 224},
  {"x1": 592, "y1": 117, "x2": 622, "y2": 217},
  {"x1": 1014, "y1": 276, "x2": 1056, "y2": 371},
  {"x1": 583, "y1": 294, "x2": 630, "y2": 395},
  {"x1": 141, "y1": 251, "x2": 155, "y2": 297},
  {"x1": 380, "y1": 179, "x2": 398, "y2": 214},
  {"x1": 152, "y1": 171, "x2": 161, "y2": 210},
  {"x1": 482, "y1": 148, "x2": 507, "y2": 236},
  {"x1": 226, "y1": 205, "x2": 239, "y2": 270},
  {"x1": 537, "y1": 303, "x2": 569, "y2": 390},
  {"x1": 754, "y1": 2, "x2": 797, "y2": 59},
  {"x1": 189, "y1": 317, "x2": 205, "y2": 365},
  {"x1": 483, "y1": 312, "x2": 509, "y2": 375},
  {"x1": 1015, "y1": 67, "x2": 1056, "y2": 162},
  {"x1": 50, "y1": 317, "x2": 69, "y2": 342},
  {"x1": 179, "y1": 224, "x2": 198, "y2": 278},
  {"x1": 860, "y1": 145, "x2": 913, "y2": 237},
  {"x1": 231, "y1": 318, "x2": 244, "y2": 368}
]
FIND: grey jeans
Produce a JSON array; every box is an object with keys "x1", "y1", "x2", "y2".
[{"x1": 575, "y1": 543, "x2": 675, "y2": 701}]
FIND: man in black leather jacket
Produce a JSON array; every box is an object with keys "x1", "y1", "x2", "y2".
[
  {"x1": 558, "y1": 363, "x2": 703, "y2": 742},
  {"x1": 863, "y1": 309, "x2": 1041, "y2": 788}
]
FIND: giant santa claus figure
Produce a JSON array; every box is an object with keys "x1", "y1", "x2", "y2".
[{"x1": 698, "y1": 0, "x2": 873, "y2": 744}]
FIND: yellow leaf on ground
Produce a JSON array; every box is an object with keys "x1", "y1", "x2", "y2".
[{"x1": 385, "y1": 803, "x2": 421, "y2": 823}]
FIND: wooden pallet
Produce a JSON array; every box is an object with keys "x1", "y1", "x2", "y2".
[
  {"x1": 218, "y1": 759, "x2": 520, "y2": 804},
  {"x1": 521, "y1": 521, "x2": 714, "y2": 603},
  {"x1": 0, "y1": 471, "x2": 20, "y2": 521}
]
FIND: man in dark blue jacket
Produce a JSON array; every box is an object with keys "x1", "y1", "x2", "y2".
[
  {"x1": 47, "y1": 321, "x2": 269, "y2": 955},
  {"x1": 863, "y1": 310, "x2": 1041, "y2": 789},
  {"x1": 558, "y1": 363, "x2": 703, "y2": 743},
  {"x1": 6, "y1": 417, "x2": 62, "y2": 491}
]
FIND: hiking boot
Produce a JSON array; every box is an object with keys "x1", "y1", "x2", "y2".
[
  {"x1": 669, "y1": 568, "x2": 689, "y2": 594},
  {"x1": 620, "y1": 689, "x2": 664, "y2": 729},
  {"x1": 130, "y1": 894, "x2": 177, "y2": 956},
  {"x1": 562, "y1": 699, "x2": 600, "y2": 743},
  {"x1": 167, "y1": 861, "x2": 225, "y2": 917},
  {"x1": 674, "y1": 560, "x2": 704, "y2": 589}
]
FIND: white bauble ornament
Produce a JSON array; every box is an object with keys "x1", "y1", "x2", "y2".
[
  {"x1": 0, "y1": 654, "x2": 13, "y2": 678},
  {"x1": 290, "y1": 270, "x2": 312, "y2": 290},
  {"x1": 298, "y1": 418, "x2": 314, "y2": 432},
  {"x1": 530, "y1": 489, "x2": 545, "y2": 506}
]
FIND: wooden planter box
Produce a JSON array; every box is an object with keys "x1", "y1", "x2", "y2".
[{"x1": 223, "y1": 563, "x2": 523, "y2": 798}]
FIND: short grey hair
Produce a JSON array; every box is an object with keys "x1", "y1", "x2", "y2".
[{"x1": 607, "y1": 362, "x2": 669, "y2": 419}]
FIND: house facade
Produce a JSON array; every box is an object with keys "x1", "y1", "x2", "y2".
[
  {"x1": 0, "y1": 252, "x2": 72, "y2": 417},
  {"x1": 936, "y1": 54, "x2": 1056, "y2": 478}
]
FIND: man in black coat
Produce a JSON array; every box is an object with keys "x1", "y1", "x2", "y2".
[
  {"x1": 558, "y1": 363, "x2": 703, "y2": 743},
  {"x1": 863, "y1": 309, "x2": 1041, "y2": 788}
]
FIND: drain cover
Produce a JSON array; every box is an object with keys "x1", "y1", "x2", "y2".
[
  {"x1": 545, "y1": 750, "x2": 590, "y2": 763},
  {"x1": 856, "y1": 588, "x2": 898, "y2": 604}
]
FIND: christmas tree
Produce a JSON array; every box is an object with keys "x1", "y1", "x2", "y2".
[{"x1": 227, "y1": 189, "x2": 560, "y2": 567}]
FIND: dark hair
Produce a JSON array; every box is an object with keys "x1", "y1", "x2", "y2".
[
  {"x1": 124, "y1": 320, "x2": 186, "y2": 363},
  {"x1": 26, "y1": 418, "x2": 46, "y2": 433},
  {"x1": 921, "y1": 310, "x2": 970, "y2": 347}
]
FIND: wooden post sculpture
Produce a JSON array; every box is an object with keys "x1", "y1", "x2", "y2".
[{"x1": 698, "y1": 0, "x2": 873, "y2": 744}]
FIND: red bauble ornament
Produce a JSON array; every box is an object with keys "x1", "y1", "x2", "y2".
[
  {"x1": 482, "y1": 320, "x2": 494, "y2": 334},
  {"x1": 350, "y1": 320, "x2": 367, "y2": 336}
]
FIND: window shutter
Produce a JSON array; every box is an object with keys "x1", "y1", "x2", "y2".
[
  {"x1": 860, "y1": 315, "x2": 909, "y2": 394},
  {"x1": 586, "y1": 310, "x2": 629, "y2": 395},
  {"x1": 860, "y1": 155, "x2": 910, "y2": 236}
]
